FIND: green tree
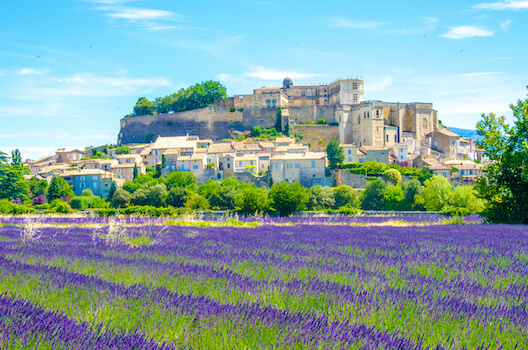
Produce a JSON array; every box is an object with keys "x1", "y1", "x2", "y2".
[
  {"x1": 133, "y1": 97, "x2": 156, "y2": 116},
  {"x1": 333, "y1": 185, "x2": 360, "y2": 209},
  {"x1": 133, "y1": 163, "x2": 139, "y2": 180},
  {"x1": 111, "y1": 188, "x2": 130, "y2": 208},
  {"x1": 402, "y1": 178, "x2": 424, "y2": 210},
  {"x1": 326, "y1": 138, "x2": 344, "y2": 168},
  {"x1": 146, "y1": 184, "x2": 167, "y2": 207},
  {"x1": 166, "y1": 187, "x2": 190, "y2": 208},
  {"x1": 46, "y1": 177, "x2": 74, "y2": 203},
  {"x1": 383, "y1": 168, "x2": 402, "y2": 185},
  {"x1": 422, "y1": 175, "x2": 453, "y2": 211},
  {"x1": 270, "y1": 182, "x2": 309, "y2": 216},
  {"x1": 107, "y1": 181, "x2": 117, "y2": 200},
  {"x1": 210, "y1": 186, "x2": 240, "y2": 210},
  {"x1": 0, "y1": 164, "x2": 28, "y2": 201},
  {"x1": 29, "y1": 178, "x2": 48, "y2": 198},
  {"x1": 130, "y1": 187, "x2": 149, "y2": 206},
  {"x1": 475, "y1": 91, "x2": 528, "y2": 223},
  {"x1": 235, "y1": 185, "x2": 270, "y2": 216},
  {"x1": 448, "y1": 186, "x2": 484, "y2": 213},
  {"x1": 0, "y1": 151, "x2": 9, "y2": 165},
  {"x1": 115, "y1": 146, "x2": 132, "y2": 155},
  {"x1": 81, "y1": 189, "x2": 93, "y2": 196},
  {"x1": 383, "y1": 186, "x2": 405, "y2": 211},
  {"x1": 185, "y1": 194, "x2": 210, "y2": 210},
  {"x1": 307, "y1": 186, "x2": 335, "y2": 210},
  {"x1": 11, "y1": 149, "x2": 22, "y2": 165},
  {"x1": 165, "y1": 171, "x2": 197, "y2": 192},
  {"x1": 360, "y1": 179, "x2": 387, "y2": 210}
]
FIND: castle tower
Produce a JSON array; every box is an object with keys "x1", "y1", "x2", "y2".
[{"x1": 283, "y1": 77, "x2": 293, "y2": 90}]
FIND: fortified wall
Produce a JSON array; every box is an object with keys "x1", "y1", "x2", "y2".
[
  {"x1": 118, "y1": 105, "x2": 339, "y2": 145},
  {"x1": 118, "y1": 106, "x2": 279, "y2": 145}
]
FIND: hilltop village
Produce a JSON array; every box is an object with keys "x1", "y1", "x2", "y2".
[{"x1": 24, "y1": 77, "x2": 487, "y2": 198}]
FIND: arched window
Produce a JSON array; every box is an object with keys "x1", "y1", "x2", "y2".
[
  {"x1": 367, "y1": 111, "x2": 370, "y2": 118},
  {"x1": 422, "y1": 118, "x2": 428, "y2": 131},
  {"x1": 376, "y1": 110, "x2": 379, "y2": 117}
]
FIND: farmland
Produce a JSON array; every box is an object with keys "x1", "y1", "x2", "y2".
[{"x1": 0, "y1": 216, "x2": 527, "y2": 349}]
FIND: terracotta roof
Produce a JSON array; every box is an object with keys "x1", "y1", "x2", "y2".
[
  {"x1": 233, "y1": 142, "x2": 262, "y2": 152},
  {"x1": 434, "y1": 128, "x2": 460, "y2": 138},
  {"x1": 359, "y1": 146, "x2": 389, "y2": 152},
  {"x1": 258, "y1": 141, "x2": 275, "y2": 148},
  {"x1": 208, "y1": 143, "x2": 233, "y2": 153},
  {"x1": 271, "y1": 152, "x2": 326, "y2": 160},
  {"x1": 59, "y1": 169, "x2": 115, "y2": 177},
  {"x1": 151, "y1": 136, "x2": 197, "y2": 150}
]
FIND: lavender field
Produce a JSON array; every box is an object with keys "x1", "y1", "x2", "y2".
[{"x1": 0, "y1": 217, "x2": 527, "y2": 349}]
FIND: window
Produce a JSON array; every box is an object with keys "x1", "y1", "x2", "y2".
[
  {"x1": 80, "y1": 176, "x2": 85, "y2": 181},
  {"x1": 239, "y1": 161, "x2": 242, "y2": 166},
  {"x1": 227, "y1": 163, "x2": 230, "y2": 169},
  {"x1": 80, "y1": 183, "x2": 86, "y2": 189},
  {"x1": 386, "y1": 135, "x2": 389, "y2": 142},
  {"x1": 348, "y1": 157, "x2": 352, "y2": 162},
  {"x1": 353, "y1": 94, "x2": 358, "y2": 101},
  {"x1": 193, "y1": 165, "x2": 198, "y2": 170},
  {"x1": 117, "y1": 169, "x2": 121, "y2": 173},
  {"x1": 443, "y1": 171, "x2": 447, "y2": 178},
  {"x1": 272, "y1": 99, "x2": 277, "y2": 107},
  {"x1": 394, "y1": 135, "x2": 397, "y2": 142},
  {"x1": 367, "y1": 112, "x2": 370, "y2": 118},
  {"x1": 451, "y1": 140, "x2": 456, "y2": 146},
  {"x1": 274, "y1": 163, "x2": 279, "y2": 169},
  {"x1": 311, "y1": 160, "x2": 316, "y2": 168},
  {"x1": 92, "y1": 176, "x2": 98, "y2": 180},
  {"x1": 287, "y1": 163, "x2": 292, "y2": 169},
  {"x1": 295, "y1": 163, "x2": 300, "y2": 169},
  {"x1": 348, "y1": 150, "x2": 351, "y2": 154},
  {"x1": 93, "y1": 182, "x2": 97, "y2": 189},
  {"x1": 266, "y1": 99, "x2": 271, "y2": 107},
  {"x1": 359, "y1": 158, "x2": 364, "y2": 163},
  {"x1": 301, "y1": 90, "x2": 306, "y2": 97},
  {"x1": 353, "y1": 82, "x2": 358, "y2": 89},
  {"x1": 376, "y1": 158, "x2": 380, "y2": 162},
  {"x1": 376, "y1": 110, "x2": 379, "y2": 117}
]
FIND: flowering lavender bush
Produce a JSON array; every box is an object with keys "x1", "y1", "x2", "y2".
[{"x1": 0, "y1": 217, "x2": 526, "y2": 349}]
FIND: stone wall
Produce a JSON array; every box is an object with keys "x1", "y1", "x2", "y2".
[
  {"x1": 118, "y1": 106, "x2": 281, "y2": 145},
  {"x1": 329, "y1": 170, "x2": 369, "y2": 189},
  {"x1": 289, "y1": 125, "x2": 339, "y2": 149}
]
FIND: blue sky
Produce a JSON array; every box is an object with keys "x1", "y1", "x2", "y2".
[{"x1": 1, "y1": 0, "x2": 527, "y2": 160}]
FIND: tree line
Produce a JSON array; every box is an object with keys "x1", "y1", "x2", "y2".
[{"x1": 127, "y1": 81, "x2": 228, "y2": 117}]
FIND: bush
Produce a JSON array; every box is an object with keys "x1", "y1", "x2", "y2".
[
  {"x1": 440, "y1": 206, "x2": 473, "y2": 217},
  {"x1": 46, "y1": 200, "x2": 72, "y2": 214},
  {"x1": 337, "y1": 204, "x2": 362, "y2": 216},
  {"x1": 0, "y1": 199, "x2": 37, "y2": 214},
  {"x1": 317, "y1": 118, "x2": 326, "y2": 124}
]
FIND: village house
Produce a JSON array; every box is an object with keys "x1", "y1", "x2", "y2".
[
  {"x1": 59, "y1": 169, "x2": 117, "y2": 198},
  {"x1": 56, "y1": 148, "x2": 86, "y2": 164},
  {"x1": 270, "y1": 152, "x2": 326, "y2": 187}
]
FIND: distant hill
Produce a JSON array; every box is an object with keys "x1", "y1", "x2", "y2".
[{"x1": 448, "y1": 127, "x2": 481, "y2": 140}]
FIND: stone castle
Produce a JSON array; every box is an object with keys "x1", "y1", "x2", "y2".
[{"x1": 118, "y1": 77, "x2": 438, "y2": 148}]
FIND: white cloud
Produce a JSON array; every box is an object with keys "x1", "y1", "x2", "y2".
[
  {"x1": 473, "y1": 0, "x2": 528, "y2": 10},
  {"x1": 440, "y1": 26, "x2": 494, "y2": 39},
  {"x1": 500, "y1": 19, "x2": 513, "y2": 29},
  {"x1": 459, "y1": 71, "x2": 505, "y2": 77},
  {"x1": 106, "y1": 7, "x2": 176, "y2": 21},
  {"x1": 329, "y1": 18, "x2": 387, "y2": 29},
  {"x1": 244, "y1": 67, "x2": 325, "y2": 81},
  {"x1": 55, "y1": 133, "x2": 69, "y2": 139},
  {"x1": 17, "y1": 68, "x2": 49, "y2": 75},
  {"x1": 369, "y1": 76, "x2": 393, "y2": 91}
]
